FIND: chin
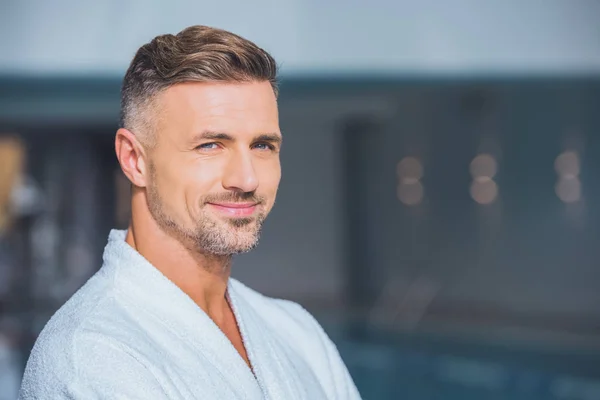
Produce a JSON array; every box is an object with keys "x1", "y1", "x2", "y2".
[
  {"x1": 196, "y1": 226, "x2": 261, "y2": 256},
  {"x1": 202, "y1": 239, "x2": 260, "y2": 256},
  {"x1": 227, "y1": 232, "x2": 261, "y2": 251}
]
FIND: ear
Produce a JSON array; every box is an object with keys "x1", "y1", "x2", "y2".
[{"x1": 115, "y1": 128, "x2": 149, "y2": 188}]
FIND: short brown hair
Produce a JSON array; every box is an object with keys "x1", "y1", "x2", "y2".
[{"x1": 120, "y1": 25, "x2": 279, "y2": 145}]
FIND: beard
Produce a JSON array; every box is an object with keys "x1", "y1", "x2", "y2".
[{"x1": 146, "y1": 180, "x2": 268, "y2": 256}]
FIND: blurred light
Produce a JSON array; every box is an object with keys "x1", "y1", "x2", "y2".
[
  {"x1": 470, "y1": 153, "x2": 497, "y2": 179},
  {"x1": 396, "y1": 157, "x2": 423, "y2": 180},
  {"x1": 470, "y1": 178, "x2": 498, "y2": 205},
  {"x1": 397, "y1": 181, "x2": 424, "y2": 206},
  {"x1": 555, "y1": 177, "x2": 581, "y2": 203},
  {"x1": 554, "y1": 151, "x2": 580, "y2": 178}
]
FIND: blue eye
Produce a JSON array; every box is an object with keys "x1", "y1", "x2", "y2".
[
  {"x1": 253, "y1": 142, "x2": 275, "y2": 151},
  {"x1": 197, "y1": 142, "x2": 219, "y2": 150}
]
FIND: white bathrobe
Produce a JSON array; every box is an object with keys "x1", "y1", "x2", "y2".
[{"x1": 19, "y1": 230, "x2": 361, "y2": 399}]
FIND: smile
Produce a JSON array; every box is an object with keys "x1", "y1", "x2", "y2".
[{"x1": 207, "y1": 202, "x2": 258, "y2": 217}]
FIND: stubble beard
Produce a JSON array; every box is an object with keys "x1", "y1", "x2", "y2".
[{"x1": 146, "y1": 183, "x2": 267, "y2": 257}]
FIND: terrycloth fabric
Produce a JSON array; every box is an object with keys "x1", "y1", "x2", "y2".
[{"x1": 19, "y1": 230, "x2": 361, "y2": 400}]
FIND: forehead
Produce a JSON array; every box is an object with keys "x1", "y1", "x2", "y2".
[{"x1": 155, "y1": 81, "x2": 279, "y2": 139}]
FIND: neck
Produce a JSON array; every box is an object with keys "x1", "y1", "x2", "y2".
[{"x1": 126, "y1": 191, "x2": 233, "y2": 323}]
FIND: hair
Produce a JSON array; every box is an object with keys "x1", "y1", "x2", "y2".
[{"x1": 120, "y1": 25, "x2": 279, "y2": 146}]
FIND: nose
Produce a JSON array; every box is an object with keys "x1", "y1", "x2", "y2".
[{"x1": 222, "y1": 151, "x2": 259, "y2": 193}]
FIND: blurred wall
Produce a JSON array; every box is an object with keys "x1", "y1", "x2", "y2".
[{"x1": 1, "y1": 0, "x2": 600, "y2": 75}]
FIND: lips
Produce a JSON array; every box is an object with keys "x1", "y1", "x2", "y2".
[{"x1": 207, "y1": 202, "x2": 258, "y2": 217}]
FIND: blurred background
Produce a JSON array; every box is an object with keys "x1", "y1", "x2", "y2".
[{"x1": 1, "y1": 0, "x2": 600, "y2": 399}]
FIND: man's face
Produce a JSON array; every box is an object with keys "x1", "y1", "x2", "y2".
[{"x1": 145, "y1": 81, "x2": 281, "y2": 255}]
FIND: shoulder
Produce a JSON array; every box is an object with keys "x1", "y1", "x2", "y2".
[
  {"x1": 20, "y1": 320, "x2": 165, "y2": 399},
  {"x1": 20, "y1": 268, "x2": 150, "y2": 395},
  {"x1": 29, "y1": 265, "x2": 129, "y2": 353}
]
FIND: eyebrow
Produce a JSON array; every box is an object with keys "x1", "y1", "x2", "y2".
[
  {"x1": 191, "y1": 131, "x2": 283, "y2": 146},
  {"x1": 254, "y1": 133, "x2": 283, "y2": 146}
]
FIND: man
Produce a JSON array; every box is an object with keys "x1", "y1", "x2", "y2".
[{"x1": 19, "y1": 26, "x2": 361, "y2": 399}]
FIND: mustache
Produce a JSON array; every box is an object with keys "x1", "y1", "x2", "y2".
[{"x1": 203, "y1": 192, "x2": 265, "y2": 204}]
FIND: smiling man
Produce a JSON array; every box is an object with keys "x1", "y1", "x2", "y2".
[{"x1": 19, "y1": 26, "x2": 361, "y2": 399}]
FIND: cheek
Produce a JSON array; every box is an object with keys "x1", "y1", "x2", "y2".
[
  {"x1": 259, "y1": 161, "x2": 281, "y2": 201},
  {"x1": 160, "y1": 166, "x2": 189, "y2": 203},
  {"x1": 156, "y1": 160, "x2": 211, "y2": 216},
  {"x1": 183, "y1": 163, "x2": 223, "y2": 210}
]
